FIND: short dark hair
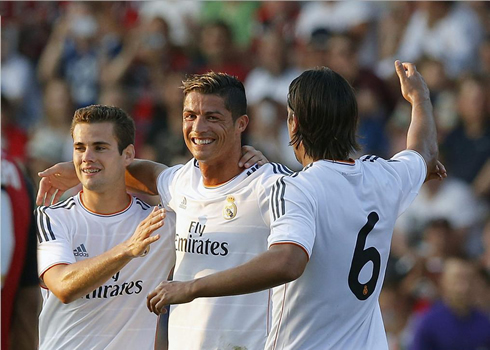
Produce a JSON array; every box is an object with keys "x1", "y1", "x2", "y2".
[
  {"x1": 182, "y1": 72, "x2": 247, "y2": 121},
  {"x1": 288, "y1": 67, "x2": 360, "y2": 160},
  {"x1": 70, "y1": 105, "x2": 135, "y2": 154}
]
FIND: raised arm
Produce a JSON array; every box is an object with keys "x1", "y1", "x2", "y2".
[
  {"x1": 37, "y1": 146, "x2": 268, "y2": 205},
  {"x1": 394, "y1": 60, "x2": 443, "y2": 181},
  {"x1": 125, "y1": 160, "x2": 168, "y2": 196},
  {"x1": 42, "y1": 207, "x2": 165, "y2": 304}
]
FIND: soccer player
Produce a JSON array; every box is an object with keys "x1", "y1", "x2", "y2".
[
  {"x1": 35, "y1": 105, "x2": 176, "y2": 350},
  {"x1": 146, "y1": 61, "x2": 447, "y2": 349},
  {"x1": 37, "y1": 73, "x2": 288, "y2": 350}
]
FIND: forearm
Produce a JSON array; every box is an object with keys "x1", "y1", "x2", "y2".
[
  {"x1": 126, "y1": 159, "x2": 167, "y2": 196},
  {"x1": 191, "y1": 244, "x2": 307, "y2": 299},
  {"x1": 406, "y1": 99, "x2": 438, "y2": 173},
  {"x1": 45, "y1": 243, "x2": 133, "y2": 303}
]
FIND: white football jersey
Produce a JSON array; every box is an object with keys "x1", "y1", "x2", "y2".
[
  {"x1": 266, "y1": 150, "x2": 426, "y2": 350},
  {"x1": 157, "y1": 160, "x2": 291, "y2": 350},
  {"x1": 36, "y1": 193, "x2": 176, "y2": 350}
]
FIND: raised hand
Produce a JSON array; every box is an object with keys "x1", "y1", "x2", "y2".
[
  {"x1": 124, "y1": 207, "x2": 165, "y2": 258},
  {"x1": 394, "y1": 60, "x2": 430, "y2": 106}
]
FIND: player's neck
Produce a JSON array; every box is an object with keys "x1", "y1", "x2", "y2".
[
  {"x1": 80, "y1": 188, "x2": 131, "y2": 214},
  {"x1": 199, "y1": 161, "x2": 242, "y2": 187}
]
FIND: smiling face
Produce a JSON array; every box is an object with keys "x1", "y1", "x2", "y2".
[
  {"x1": 183, "y1": 92, "x2": 248, "y2": 166},
  {"x1": 73, "y1": 122, "x2": 134, "y2": 193}
]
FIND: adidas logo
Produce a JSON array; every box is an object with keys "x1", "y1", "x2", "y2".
[
  {"x1": 179, "y1": 197, "x2": 187, "y2": 209},
  {"x1": 73, "y1": 244, "x2": 89, "y2": 257}
]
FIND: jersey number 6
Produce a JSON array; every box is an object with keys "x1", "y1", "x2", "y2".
[{"x1": 348, "y1": 212, "x2": 380, "y2": 300}]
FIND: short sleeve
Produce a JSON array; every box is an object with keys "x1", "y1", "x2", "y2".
[
  {"x1": 156, "y1": 164, "x2": 183, "y2": 209},
  {"x1": 389, "y1": 150, "x2": 427, "y2": 215},
  {"x1": 268, "y1": 176, "x2": 316, "y2": 258},
  {"x1": 36, "y1": 206, "x2": 75, "y2": 280}
]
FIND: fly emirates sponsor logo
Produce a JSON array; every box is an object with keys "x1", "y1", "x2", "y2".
[
  {"x1": 84, "y1": 271, "x2": 143, "y2": 300},
  {"x1": 175, "y1": 220, "x2": 229, "y2": 256}
]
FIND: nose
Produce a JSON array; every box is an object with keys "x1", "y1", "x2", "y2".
[
  {"x1": 192, "y1": 115, "x2": 208, "y2": 133},
  {"x1": 82, "y1": 148, "x2": 95, "y2": 163}
]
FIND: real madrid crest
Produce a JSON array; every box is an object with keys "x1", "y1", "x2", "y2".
[{"x1": 223, "y1": 195, "x2": 237, "y2": 220}]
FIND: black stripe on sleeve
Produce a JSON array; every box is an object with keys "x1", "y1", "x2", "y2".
[
  {"x1": 278, "y1": 177, "x2": 286, "y2": 218},
  {"x1": 36, "y1": 207, "x2": 50, "y2": 243},
  {"x1": 271, "y1": 177, "x2": 287, "y2": 221},
  {"x1": 42, "y1": 207, "x2": 56, "y2": 241},
  {"x1": 271, "y1": 181, "x2": 278, "y2": 221},
  {"x1": 35, "y1": 207, "x2": 44, "y2": 243}
]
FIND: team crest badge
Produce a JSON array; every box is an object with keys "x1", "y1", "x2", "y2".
[{"x1": 223, "y1": 195, "x2": 237, "y2": 220}]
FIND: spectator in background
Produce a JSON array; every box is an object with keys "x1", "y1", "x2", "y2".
[
  {"x1": 409, "y1": 257, "x2": 490, "y2": 350},
  {"x1": 26, "y1": 79, "x2": 75, "y2": 189},
  {"x1": 138, "y1": 1, "x2": 200, "y2": 48},
  {"x1": 441, "y1": 74, "x2": 490, "y2": 190},
  {"x1": 37, "y1": 2, "x2": 123, "y2": 108},
  {"x1": 378, "y1": 2, "x2": 483, "y2": 79},
  {"x1": 191, "y1": 20, "x2": 250, "y2": 82},
  {"x1": 245, "y1": 30, "x2": 301, "y2": 169},
  {"x1": 295, "y1": 1, "x2": 380, "y2": 68},
  {"x1": 1, "y1": 95, "x2": 28, "y2": 163},
  {"x1": 252, "y1": 1, "x2": 300, "y2": 44},
  {"x1": 395, "y1": 177, "x2": 488, "y2": 257},
  {"x1": 139, "y1": 71, "x2": 191, "y2": 166},
  {"x1": 1, "y1": 25, "x2": 43, "y2": 130},
  {"x1": 200, "y1": 1, "x2": 260, "y2": 51}
]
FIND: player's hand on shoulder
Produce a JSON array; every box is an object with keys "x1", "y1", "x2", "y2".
[
  {"x1": 36, "y1": 162, "x2": 79, "y2": 206},
  {"x1": 394, "y1": 60, "x2": 430, "y2": 105},
  {"x1": 239, "y1": 145, "x2": 268, "y2": 168},
  {"x1": 124, "y1": 207, "x2": 165, "y2": 258}
]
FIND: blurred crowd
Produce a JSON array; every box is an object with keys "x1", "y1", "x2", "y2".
[{"x1": 1, "y1": 1, "x2": 490, "y2": 350}]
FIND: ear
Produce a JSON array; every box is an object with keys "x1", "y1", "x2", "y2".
[
  {"x1": 289, "y1": 114, "x2": 299, "y2": 133},
  {"x1": 235, "y1": 114, "x2": 249, "y2": 133},
  {"x1": 123, "y1": 144, "x2": 135, "y2": 166}
]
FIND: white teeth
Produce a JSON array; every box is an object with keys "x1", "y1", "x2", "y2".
[
  {"x1": 194, "y1": 139, "x2": 212, "y2": 145},
  {"x1": 82, "y1": 169, "x2": 100, "y2": 173}
]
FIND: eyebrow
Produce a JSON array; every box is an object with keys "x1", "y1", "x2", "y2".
[
  {"x1": 183, "y1": 109, "x2": 225, "y2": 116},
  {"x1": 74, "y1": 141, "x2": 112, "y2": 147}
]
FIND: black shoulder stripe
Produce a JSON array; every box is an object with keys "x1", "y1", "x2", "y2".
[
  {"x1": 135, "y1": 199, "x2": 151, "y2": 210},
  {"x1": 36, "y1": 206, "x2": 56, "y2": 243},
  {"x1": 271, "y1": 177, "x2": 287, "y2": 221},
  {"x1": 50, "y1": 197, "x2": 74, "y2": 209},
  {"x1": 50, "y1": 197, "x2": 76, "y2": 211},
  {"x1": 271, "y1": 163, "x2": 292, "y2": 175},
  {"x1": 361, "y1": 155, "x2": 379, "y2": 163},
  {"x1": 278, "y1": 163, "x2": 293, "y2": 175}
]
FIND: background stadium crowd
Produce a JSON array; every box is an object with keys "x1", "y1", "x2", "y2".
[{"x1": 2, "y1": 1, "x2": 490, "y2": 349}]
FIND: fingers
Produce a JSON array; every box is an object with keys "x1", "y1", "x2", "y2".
[
  {"x1": 436, "y1": 161, "x2": 447, "y2": 178},
  {"x1": 394, "y1": 60, "x2": 406, "y2": 81},
  {"x1": 36, "y1": 177, "x2": 52, "y2": 206},
  {"x1": 140, "y1": 207, "x2": 165, "y2": 236},
  {"x1": 147, "y1": 286, "x2": 168, "y2": 315},
  {"x1": 239, "y1": 146, "x2": 267, "y2": 168},
  {"x1": 37, "y1": 164, "x2": 59, "y2": 178}
]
